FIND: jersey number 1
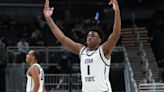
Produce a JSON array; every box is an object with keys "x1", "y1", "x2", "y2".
[{"x1": 87, "y1": 65, "x2": 90, "y2": 75}]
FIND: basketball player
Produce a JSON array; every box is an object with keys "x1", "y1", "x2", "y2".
[
  {"x1": 43, "y1": 0, "x2": 121, "y2": 91},
  {"x1": 26, "y1": 50, "x2": 45, "y2": 92}
]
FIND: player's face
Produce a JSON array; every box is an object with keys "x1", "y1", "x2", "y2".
[
  {"x1": 87, "y1": 31, "x2": 101, "y2": 48},
  {"x1": 26, "y1": 51, "x2": 34, "y2": 64}
]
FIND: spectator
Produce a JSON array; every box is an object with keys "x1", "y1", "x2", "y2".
[
  {"x1": 48, "y1": 87, "x2": 55, "y2": 92},
  {"x1": 16, "y1": 38, "x2": 29, "y2": 63},
  {"x1": 17, "y1": 38, "x2": 29, "y2": 53},
  {"x1": 0, "y1": 37, "x2": 6, "y2": 62},
  {"x1": 57, "y1": 51, "x2": 70, "y2": 73},
  {"x1": 140, "y1": 78, "x2": 148, "y2": 84},
  {"x1": 0, "y1": 37, "x2": 5, "y2": 48},
  {"x1": 30, "y1": 28, "x2": 43, "y2": 46},
  {"x1": 31, "y1": 28, "x2": 42, "y2": 40}
]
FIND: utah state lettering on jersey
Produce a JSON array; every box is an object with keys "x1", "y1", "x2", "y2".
[
  {"x1": 85, "y1": 58, "x2": 95, "y2": 82},
  {"x1": 80, "y1": 46, "x2": 112, "y2": 92}
]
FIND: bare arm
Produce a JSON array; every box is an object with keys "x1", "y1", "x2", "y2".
[
  {"x1": 102, "y1": 0, "x2": 121, "y2": 58},
  {"x1": 29, "y1": 66, "x2": 40, "y2": 92},
  {"x1": 43, "y1": 0, "x2": 83, "y2": 54}
]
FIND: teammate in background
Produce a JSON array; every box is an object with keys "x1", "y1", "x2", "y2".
[
  {"x1": 26, "y1": 50, "x2": 45, "y2": 92},
  {"x1": 43, "y1": 0, "x2": 121, "y2": 91}
]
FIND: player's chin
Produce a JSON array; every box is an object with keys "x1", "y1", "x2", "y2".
[
  {"x1": 87, "y1": 43, "x2": 92, "y2": 47},
  {"x1": 87, "y1": 41, "x2": 92, "y2": 45}
]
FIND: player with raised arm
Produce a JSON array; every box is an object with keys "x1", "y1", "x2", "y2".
[{"x1": 43, "y1": 0, "x2": 121, "y2": 91}]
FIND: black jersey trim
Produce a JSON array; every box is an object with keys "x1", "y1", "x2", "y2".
[
  {"x1": 86, "y1": 48, "x2": 98, "y2": 56},
  {"x1": 104, "y1": 65, "x2": 109, "y2": 92},
  {"x1": 80, "y1": 47, "x2": 87, "y2": 55},
  {"x1": 99, "y1": 48, "x2": 110, "y2": 66}
]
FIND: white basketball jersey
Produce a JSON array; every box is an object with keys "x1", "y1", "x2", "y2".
[
  {"x1": 80, "y1": 46, "x2": 112, "y2": 92},
  {"x1": 26, "y1": 63, "x2": 44, "y2": 92}
]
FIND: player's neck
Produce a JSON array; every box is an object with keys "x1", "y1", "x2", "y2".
[
  {"x1": 88, "y1": 46, "x2": 99, "y2": 51},
  {"x1": 30, "y1": 61, "x2": 37, "y2": 65}
]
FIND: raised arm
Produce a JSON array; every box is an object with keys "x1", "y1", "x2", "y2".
[
  {"x1": 43, "y1": 0, "x2": 83, "y2": 55},
  {"x1": 102, "y1": 0, "x2": 121, "y2": 58}
]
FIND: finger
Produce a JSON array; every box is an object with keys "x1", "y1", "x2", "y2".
[
  {"x1": 51, "y1": 7, "x2": 54, "y2": 11},
  {"x1": 43, "y1": 8, "x2": 47, "y2": 13},
  {"x1": 113, "y1": 0, "x2": 118, "y2": 4},
  {"x1": 49, "y1": 7, "x2": 54, "y2": 13},
  {"x1": 44, "y1": 0, "x2": 49, "y2": 8},
  {"x1": 108, "y1": 0, "x2": 113, "y2": 5}
]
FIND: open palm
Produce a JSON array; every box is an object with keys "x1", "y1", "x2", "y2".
[{"x1": 43, "y1": 0, "x2": 54, "y2": 18}]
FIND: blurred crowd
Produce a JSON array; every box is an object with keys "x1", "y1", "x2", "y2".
[{"x1": 0, "y1": 15, "x2": 116, "y2": 47}]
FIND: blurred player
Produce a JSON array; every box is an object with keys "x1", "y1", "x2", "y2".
[
  {"x1": 26, "y1": 50, "x2": 45, "y2": 92},
  {"x1": 43, "y1": 0, "x2": 121, "y2": 91}
]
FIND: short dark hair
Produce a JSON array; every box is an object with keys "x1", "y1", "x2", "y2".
[
  {"x1": 88, "y1": 28, "x2": 104, "y2": 40},
  {"x1": 32, "y1": 50, "x2": 39, "y2": 61}
]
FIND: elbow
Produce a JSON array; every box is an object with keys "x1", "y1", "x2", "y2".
[
  {"x1": 114, "y1": 30, "x2": 121, "y2": 37},
  {"x1": 112, "y1": 31, "x2": 121, "y2": 40},
  {"x1": 116, "y1": 33, "x2": 121, "y2": 40},
  {"x1": 117, "y1": 32, "x2": 121, "y2": 37}
]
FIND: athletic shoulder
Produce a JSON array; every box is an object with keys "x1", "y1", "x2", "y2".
[
  {"x1": 79, "y1": 46, "x2": 87, "y2": 55},
  {"x1": 28, "y1": 65, "x2": 40, "y2": 75}
]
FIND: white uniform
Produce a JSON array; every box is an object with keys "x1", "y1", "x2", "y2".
[
  {"x1": 80, "y1": 46, "x2": 112, "y2": 92},
  {"x1": 26, "y1": 63, "x2": 44, "y2": 92}
]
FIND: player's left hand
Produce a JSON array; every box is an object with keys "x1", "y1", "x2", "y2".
[
  {"x1": 43, "y1": 0, "x2": 54, "y2": 18},
  {"x1": 108, "y1": 0, "x2": 120, "y2": 12}
]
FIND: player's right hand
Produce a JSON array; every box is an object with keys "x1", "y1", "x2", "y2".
[
  {"x1": 43, "y1": 0, "x2": 54, "y2": 18},
  {"x1": 108, "y1": 0, "x2": 120, "y2": 12}
]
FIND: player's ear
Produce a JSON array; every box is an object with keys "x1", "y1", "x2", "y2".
[{"x1": 31, "y1": 55, "x2": 34, "y2": 60}]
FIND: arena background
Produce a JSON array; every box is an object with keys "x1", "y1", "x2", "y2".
[{"x1": 0, "y1": 0, "x2": 164, "y2": 92}]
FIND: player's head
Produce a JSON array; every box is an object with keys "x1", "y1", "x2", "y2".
[
  {"x1": 26, "y1": 50, "x2": 38, "y2": 64},
  {"x1": 86, "y1": 29, "x2": 102, "y2": 49}
]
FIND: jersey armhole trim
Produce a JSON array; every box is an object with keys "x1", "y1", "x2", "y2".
[
  {"x1": 79, "y1": 46, "x2": 86, "y2": 60},
  {"x1": 99, "y1": 48, "x2": 110, "y2": 66},
  {"x1": 104, "y1": 66, "x2": 110, "y2": 91},
  {"x1": 33, "y1": 65, "x2": 40, "y2": 74},
  {"x1": 80, "y1": 46, "x2": 87, "y2": 55}
]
